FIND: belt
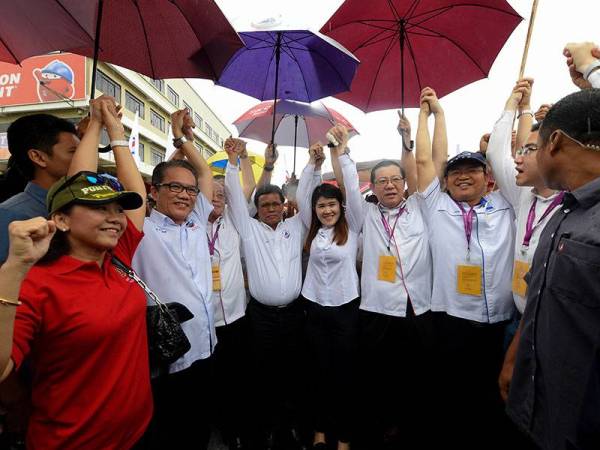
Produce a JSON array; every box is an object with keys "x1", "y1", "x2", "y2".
[{"x1": 249, "y1": 296, "x2": 298, "y2": 310}]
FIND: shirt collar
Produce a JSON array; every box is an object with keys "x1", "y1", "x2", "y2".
[
  {"x1": 564, "y1": 176, "x2": 600, "y2": 209},
  {"x1": 50, "y1": 253, "x2": 112, "y2": 275},
  {"x1": 149, "y1": 208, "x2": 192, "y2": 227},
  {"x1": 24, "y1": 182, "x2": 48, "y2": 208}
]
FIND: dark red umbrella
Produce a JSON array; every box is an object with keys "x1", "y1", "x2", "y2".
[
  {"x1": 0, "y1": 1, "x2": 243, "y2": 96},
  {"x1": 321, "y1": 0, "x2": 522, "y2": 112}
]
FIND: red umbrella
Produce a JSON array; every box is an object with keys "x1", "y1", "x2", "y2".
[
  {"x1": 321, "y1": 0, "x2": 522, "y2": 112},
  {"x1": 0, "y1": 1, "x2": 243, "y2": 95}
]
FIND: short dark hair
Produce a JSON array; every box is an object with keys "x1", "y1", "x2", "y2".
[
  {"x1": 539, "y1": 89, "x2": 600, "y2": 148},
  {"x1": 531, "y1": 122, "x2": 542, "y2": 132},
  {"x1": 151, "y1": 160, "x2": 199, "y2": 186},
  {"x1": 0, "y1": 114, "x2": 76, "y2": 202},
  {"x1": 213, "y1": 174, "x2": 225, "y2": 182},
  {"x1": 254, "y1": 184, "x2": 285, "y2": 208},
  {"x1": 370, "y1": 160, "x2": 406, "y2": 184}
]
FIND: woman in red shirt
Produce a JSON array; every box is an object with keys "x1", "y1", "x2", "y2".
[{"x1": 0, "y1": 96, "x2": 151, "y2": 450}]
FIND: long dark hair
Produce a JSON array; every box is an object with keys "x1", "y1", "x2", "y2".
[
  {"x1": 0, "y1": 114, "x2": 76, "y2": 202},
  {"x1": 304, "y1": 183, "x2": 348, "y2": 252}
]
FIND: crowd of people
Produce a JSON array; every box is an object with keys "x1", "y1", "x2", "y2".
[{"x1": 0, "y1": 41, "x2": 599, "y2": 450}]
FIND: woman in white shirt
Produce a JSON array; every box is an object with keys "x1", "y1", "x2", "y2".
[{"x1": 298, "y1": 139, "x2": 361, "y2": 450}]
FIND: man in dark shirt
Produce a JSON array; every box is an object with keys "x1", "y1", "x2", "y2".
[{"x1": 507, "y1": 88, "x2": 600, "y2": 450}]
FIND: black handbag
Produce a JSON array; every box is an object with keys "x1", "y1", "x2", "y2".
[{"x1": 111, "y1": 256, "x2": 193, "y2": 369}]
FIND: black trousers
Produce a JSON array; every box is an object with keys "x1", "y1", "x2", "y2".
[
  {"x1": 247, "y1": 297, "x2": 307, "y2": 436},
  {"x1": 432, "y1": 312, "x2": 521, "y2": 450},
  {"x1": 144, "y1": 357, "x2": 213, "y2": 450},
  {"x1": 355, "y1": 304, "x2": 435, "y2": 450},
  {"x1": 305, "y1": 297, "x2": 360, "y2": 443},
  {"x1": 213, "y1": 316, "x2": 251, "y2": 443}
]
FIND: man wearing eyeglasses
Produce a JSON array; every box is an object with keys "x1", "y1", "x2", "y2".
[
  {"x1": 328, "y1": 120, "x2": 435, "y2": 448},
  {"x1": 132, "y1": 109, "x2": 215, "y2": 450},
  {"x1": 485, "y1": 81, "x2": 563, "y2": 425},
  {"x1": 416, "y1": 87, "x2": 516, "y2": 449}
]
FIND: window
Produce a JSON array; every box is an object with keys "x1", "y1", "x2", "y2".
[
  {"x1": 125, "y1": 91, "x2": 145, "y2": 118},
  {"x1": 150, "y1": 110, "x2": 165, "y2": 132},
  {"x1": 194, "y1": 112, "x2": 203, "y2": 129},
  {"x1": 214, "y1": 132, "x2": 220, "y2": 144},
  {"x1": 95, "y1": 70, "x2": 121, "y2": 102},
  {"x1": 167, "y1": 86, "x2": 179, "y2": 107},
  {"x1": 205, "y1": 123, "x2": 213, "y2": 140},
  {"x1": 151, "y1": 147, "x2": 165, "y2": 165},
  {"x1": 183, "y1": 101, "x2": 193, "y2": 116},
  {"x1": 139, "y1": 142, "x2": 145, "y2": 161},
  {"x1": 219, "y1": 138, "x2": 224, "y2": 148},
  {"x1": 150, "y1": 78, "x2": 164, "y2": 92}
]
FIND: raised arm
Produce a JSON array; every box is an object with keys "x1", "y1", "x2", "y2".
[
  {"x1": 67, "y1": 95, "x2": 114, "y2": 176},
  {"x1": 297, "y1": 143, "x2": 325, "y2": 229},
  {"x1": 256, "y1": 144, "x2": 278, "y2": 188},
  {"x1": 515, "y1": 78, "x2": 534, "y2": 155},
  {"x1": 564, "y1": 42, "x2": 600, "y2": 90},
  {"x1": 398, "y1": 112, "x2": 417, "y2": 195},
  {"x1": 224, "y1": 138, "x2": 252, "y2": 237},
  {"x1": 415, "y1": 88, "x2": 437, "y2": 193},
  {"x1": 101, "y1": 101, "x2": 146, "y2": 231},
  {"x1": 486, "y1": 80, "x2": 530, "y2": 208},
  {"x1": 171, "y1": 109, "x2": 213, "y2": 201},
  {"x1": 0, "y1": 218, "x2": 55, "y2": 383},
  {"x1": 428, "y1": 90, "x2": 448, "y2": 180},
  {"x1": 236, "y1": 139, "x2": 257, "y2": 201}
]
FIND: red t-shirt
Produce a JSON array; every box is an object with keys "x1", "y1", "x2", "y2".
[{"x1": 12, "y1": 218, "x2": 152, "y2": 450}]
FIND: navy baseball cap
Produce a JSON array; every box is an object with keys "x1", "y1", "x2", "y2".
[{"x1": 445, "y1": 151, "x2": 487, "y2": 176}]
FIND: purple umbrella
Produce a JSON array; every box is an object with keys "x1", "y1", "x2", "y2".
[{"x1": 217, "y1": 30, "x2": 359, "y2": 144}]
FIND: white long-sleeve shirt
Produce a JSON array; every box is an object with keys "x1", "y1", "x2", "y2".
[
  {"x1": 486, "y1": 110, "x2": 562, "y2": 313},
  {"x1": 340, "y1": 155, "x2": 432, "y2": 317},
  {"x1": 224, "y1": 162, "x2": 320, "y2": 306},
  {"x1": 299, "y1": 161, "x2": 360, "y2": 306}
]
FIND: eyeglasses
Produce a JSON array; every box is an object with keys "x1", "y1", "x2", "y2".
[
  {"x1": 559, "y1": 130, "x2": 600, "y2": 152},
  {"x1": 446, "y1": 167, "x2": 485, "y2": 177},
  {"x1": 155, "y1": 182, "x2": 200, "y2": 196},
  {"x1": 374, "y1": 176, "x2": 404, "y2": 186},
  {"x1": 516, "y1": 144, "x2": 538, "y2": 156}
]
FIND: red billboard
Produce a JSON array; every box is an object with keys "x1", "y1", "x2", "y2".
[{"x1": 0, "y1": 53, "x2": 86, "y2": 106}]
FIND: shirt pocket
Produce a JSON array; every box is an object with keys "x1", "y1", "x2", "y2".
[{"x1": 547, "y1": 237, "x2": 600, "y2": 308}]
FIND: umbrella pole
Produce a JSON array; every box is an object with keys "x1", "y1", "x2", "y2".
[
  {"x1": 292, "y1": 114, "x2": 298, "y2": 177},
  {"x1": 400, "y1": 20, "x2": 406, "y2": 115},
  {"x1": 519, "y1": 0, "x2": 540, "y2": 78},
  {"x1": 270, "y1": 32, "x2": 283, "y2": 146},
  {"x1": 89, "y1": 0, "x2": 104, "y2": 100}
]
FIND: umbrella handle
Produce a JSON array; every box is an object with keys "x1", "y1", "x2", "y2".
[
  {"x1": 89, "y1": 0, "x2": 105, "y2": 100},
  {"x1": 270, "y1": 32, "x2": 283, "y2": 145},
  {"x1": 518, "y1": 0, "x2": 540, "y2": 79}
]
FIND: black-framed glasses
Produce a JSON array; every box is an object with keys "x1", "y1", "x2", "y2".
[{"x1": 155, "y1": 182, "x2": 200, "y2": 196}]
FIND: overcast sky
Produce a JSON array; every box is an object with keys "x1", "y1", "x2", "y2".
[{"x1": 190, "y1": 0, "x2": 598, "y2": 184}]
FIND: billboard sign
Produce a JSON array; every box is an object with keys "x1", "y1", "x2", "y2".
[{"x1": 0, "y1": 53, "x2": 86, "y2": 106}]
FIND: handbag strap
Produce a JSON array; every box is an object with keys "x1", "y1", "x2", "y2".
[{"x1": 111, "y1": 255, "x2": 167, "y2": 311}]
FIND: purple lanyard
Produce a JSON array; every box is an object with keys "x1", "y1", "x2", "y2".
[
  {"x1": 453, "y1": 201, "x2": 477, "y2": 251},
  {"x1": 208, "y1": 222, "x2": 221, "y2": 256},
  {"x1": 380, "y1": 205, "x2": 405, "y2": 251},
  {"x1": 522, "y1": 192, "x2": 564, "y2": 248}
]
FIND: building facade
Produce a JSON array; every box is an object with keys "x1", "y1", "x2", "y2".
[{"x1": 0, "y1": 52, "x2": 230, "y2": 176}]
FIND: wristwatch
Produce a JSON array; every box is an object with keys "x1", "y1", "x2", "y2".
[
  {"x1": 403, "y1": 140, "x2": 414, "y2": 152},
  {"x1": 173, "y1": 135, "x2": 188, "y2": 148}
]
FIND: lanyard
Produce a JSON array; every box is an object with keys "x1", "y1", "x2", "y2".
[
  {"x1": 208, "y1": 221, "x2": 221, "y2": 256},
  {"x1": 380, "y1": 203, "x2": 405, "y2": 251},
  {"x1": 453, "y1": 200, "x2": 479, "y2": 252},
  {"x1": 522, "y1": 192, "x2": 564, "y2": 248}
]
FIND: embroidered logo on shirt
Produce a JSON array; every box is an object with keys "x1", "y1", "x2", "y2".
[{"x1": 282, "y1": 230, "x2": 290, "y2": 239}]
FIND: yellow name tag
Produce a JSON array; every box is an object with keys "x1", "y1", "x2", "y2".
[
  {"x1": 457, "y1": 265, "x2": 482, "y2": 296},
  {"x1": 378, "y1": 255, "x2": 397, "y2": 283},
  {"x1": 212, "y1": 264, "x2": 221, "y2": 291},
  {"x1": 512, "y1": 260, "x2": 530, "y2": 298}
]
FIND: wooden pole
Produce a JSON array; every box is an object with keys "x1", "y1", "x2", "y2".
[{"x1": 519, "y1": 0, "x2": 540, "y2": 78}]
